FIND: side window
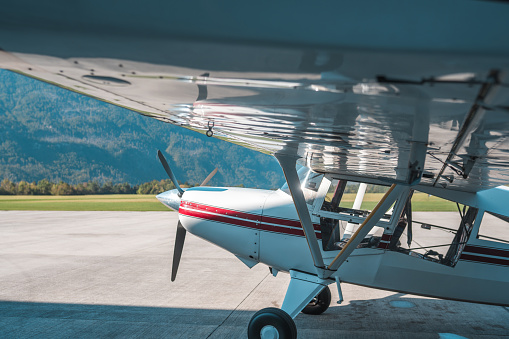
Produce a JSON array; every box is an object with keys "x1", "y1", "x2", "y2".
[
  {"x1": 321, "y1": 180, "x2": 391, "y2": 219},
  {"x1": 387, "y1": 191, "x2": 478, "y2": 266},
  {"x1": 301, "y1": 171, "x2": 324, "y2": 205},
  {"x1": 477, "y1": 211, "x2": 509, "y2": 245},
  {"x1": 319, "y1": 180, "x2": 392, "y2": 251}
]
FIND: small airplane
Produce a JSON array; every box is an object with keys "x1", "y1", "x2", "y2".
[
  {"x1": 155, "y1": 150, "x2": 509, "y2": 338},
  {"x1": 1, "y1": 1, "x2": 509, "y2": 338}
]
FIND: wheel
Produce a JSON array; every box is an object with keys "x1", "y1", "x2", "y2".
[
  {"x1": 248, "y1": 307, "x2": 297, "y2": 339},
  {"x1": 301, "y1": 286, "x2": 331, "y2": 315}
]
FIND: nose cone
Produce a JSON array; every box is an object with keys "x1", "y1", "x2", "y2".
[
  {"x1": 156, "y1": 188, "x2": 183, "y2": 211},
  {"x1": 178, "y1": 187, "x2": 275, "y2": 262}
]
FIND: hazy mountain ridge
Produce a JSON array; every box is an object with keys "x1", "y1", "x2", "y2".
[{"x1": 0, "y1": 70, "x2": 284, "y2": 189}]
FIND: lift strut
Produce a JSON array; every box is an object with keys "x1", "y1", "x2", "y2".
[{"x1": 276, "y1": 154, "x2": 326, "y2": 277}]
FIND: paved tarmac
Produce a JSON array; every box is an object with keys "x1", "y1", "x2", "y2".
[{"x1": 0, "y1": 211, "x2": 508, "y2": 338}]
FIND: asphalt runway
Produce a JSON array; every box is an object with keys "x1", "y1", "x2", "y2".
[{"x1": 0, "y1": 211, "x2": 508, "y2": 338}]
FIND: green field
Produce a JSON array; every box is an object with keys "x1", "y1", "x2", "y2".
[
  {"x1": 0, "y1": 195, "x2": 171, "y2": 211},
  {"x1": 0, "y1": 192, "x2": 458, "y2": 212},
  {"x1": 338, "y1": 192, "x2": 459, "y2": 212}
]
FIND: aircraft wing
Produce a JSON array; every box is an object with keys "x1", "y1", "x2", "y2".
[{"x1": 1, "y1": 1, "x2": 509, "y2": 192}]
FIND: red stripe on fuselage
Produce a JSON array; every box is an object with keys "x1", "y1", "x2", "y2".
[
  {"x1": 180, "y1": 207, "x2": 257, "y2": 229},
  {"x1": 180, "y1": 201, "x2": 322, "y2": 239},
  {"x1": 459, "y1": 253, "x2": 509, "y2": 267},
  {"x1": 261, "y1": 215, "x2": 321, "y2": 231},
  {"x1": 181, "y1": 201, "x2": 260, "y2": 221},
  {"x1": 463, "y1": 245, "x2": 509, "y2": 259}
]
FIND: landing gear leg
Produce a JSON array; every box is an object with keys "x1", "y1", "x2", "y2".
[{"x1": 248, "y1": 270, "x2": 331, "y2": 339}]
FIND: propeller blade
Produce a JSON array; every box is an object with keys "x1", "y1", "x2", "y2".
[
  {"x1": 157, "y1": 150, "x2": 184, "y2": 195},
  {"x1": 171, "y1": 221, "x2": 187, "y2": 282},
  {"x1": 200, "y1": 167, "x2": 218, "y2": 187}
]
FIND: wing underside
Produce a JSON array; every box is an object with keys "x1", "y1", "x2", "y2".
[{"x1": 1, "y1": 1, "x2": 509, "y2": 193}]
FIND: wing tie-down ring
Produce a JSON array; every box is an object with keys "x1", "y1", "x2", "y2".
[{"x1": 206, "y1": 120, "x2": 214, "y2": 137}]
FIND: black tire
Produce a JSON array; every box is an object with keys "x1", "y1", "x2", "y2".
[
  {"x1": 248, "y1": 307, "x2": 297, "y2": 339},
  {"x1": 301, "y1": 286, "x2": 331, "y2": 315}
]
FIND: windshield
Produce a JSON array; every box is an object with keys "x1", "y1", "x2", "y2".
[{"x1": 280, "y1": 166, "x2": 324, "y2": 205}]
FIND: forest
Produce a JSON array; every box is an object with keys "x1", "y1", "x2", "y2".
[{"x1": 0, "y1": 70, "x2": 284, "y2": 189}]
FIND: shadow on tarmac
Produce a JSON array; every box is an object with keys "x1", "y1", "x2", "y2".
[{"x1": 1, "y1": 293, "x2": 508, "y2": 339}]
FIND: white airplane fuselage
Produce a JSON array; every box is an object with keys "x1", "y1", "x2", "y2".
[{"x1": 158, "y1": 186, "x2": 509, "y2": 307}]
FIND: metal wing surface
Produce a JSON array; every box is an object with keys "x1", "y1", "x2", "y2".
[{"x1": 1, "y1": 1, "x2": 509, "y2": 192}]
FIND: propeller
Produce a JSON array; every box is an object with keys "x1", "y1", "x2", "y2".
[
  {"x1": 157, "y1": 150, "x2": 218, "y2": 281},
  {"x1": 200, "y1": 167, "x2": 218, "y2": 186},
  {"x1": 171, "y1": 221, "x2": 186, "y2": 281},
  {"x1": 157, "y1": 150, "x2": 187, "y2": 281},
  {"x1": 157, "y1": 150, "x2": 184, "y2": 196}
]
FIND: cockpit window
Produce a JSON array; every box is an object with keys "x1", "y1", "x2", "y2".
[
  {"x1": 280, "y1": 166, "x2": 323, "y2": 205},
  {"x1": 321, "y1": 180, "x2": 392, "y2": 221},
  {"x1": 319, "y1": 179, "x2": 392, "y2": 251}
]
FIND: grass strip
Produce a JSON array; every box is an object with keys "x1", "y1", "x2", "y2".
[
  {"x1": 0, "y1": 195, "x2": 170, "y2": 211},
  {"x1": 0, "y1": 192, "x2": 457, "y2": 212}
]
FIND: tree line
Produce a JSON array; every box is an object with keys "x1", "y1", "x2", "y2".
[
  {"x1": 0, "y1": 179, "x2": 186, "y2": 195},
  {"x1": 0, "y1": 178, "x2": 390, "y2": 196}
]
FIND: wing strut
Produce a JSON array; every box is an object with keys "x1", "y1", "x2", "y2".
[
  {"x1": 325, "y1": 184, "x2": 409, "y2": 274},
  {"x1": 276, "y1": 154, "x2": 326, "y2": 277},
  {"x1": 433, "y1": 70, "x2": 500, "y2": 185}
]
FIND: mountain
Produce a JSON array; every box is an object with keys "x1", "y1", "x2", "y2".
[{"x1": 0, "y1": 70, "x2": 284, "y2": 189}]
